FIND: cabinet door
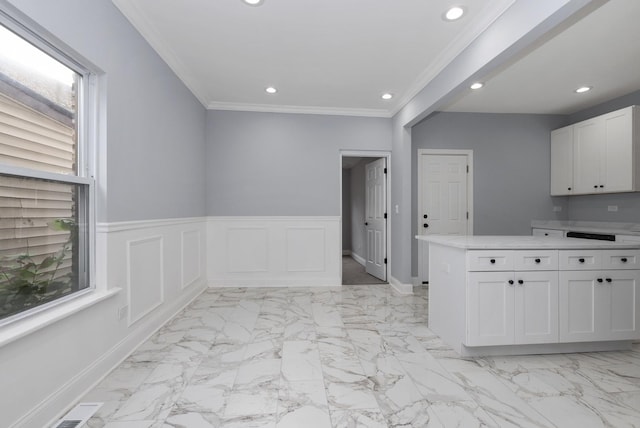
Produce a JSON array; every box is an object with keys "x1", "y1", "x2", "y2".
[
  {"x1": 602, "y1": 270, "x2": 640, "y2": 340},
  {"x1": 559, "y1": 271, "x2": 600, "y2": 342},
  {"x1": 603, "y1": 107, "x2": 634, "y2": 192},
  {"x1": 466, "y1": 272, "x2": 514, "y2": 346},
  {"x1": 550, "y1": 126, "x2": 574, "y2": 195},
  {"x1": 573, "y1": 118, "x2": 604, "y2": 194},
  {"x1": 514, "y1": 271, "x2": 559, "y2": 344}
]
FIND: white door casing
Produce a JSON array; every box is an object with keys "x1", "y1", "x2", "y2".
[
  {"x1": 365, "y1": 158, "x2": 386, "y2": 281},
  {"x1": 417, "y1": 150, "x2": 473, "y2": 283}
]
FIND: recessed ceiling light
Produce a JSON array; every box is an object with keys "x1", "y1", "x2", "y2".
[
  {"x1": 265, "y1": 86, "x2": 277, "y2": 94},
  {"x1": 242, "y1": 0, "x2": 264, "y2": 6},
  {"x1": 381, "y1": 93, "x2": 393, "y2": 100},
  {"x1": 470, "y1": 82, "x2": 484, "y2": 90},
  {"x1": 444, "y1": 6, "x2": 465, "y2": 21},
  {"x1": 575, "y1": 86, "x2": 592, "y2": 94}
]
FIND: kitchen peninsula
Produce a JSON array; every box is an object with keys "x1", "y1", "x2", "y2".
[{"x1": 417, "y1": 235, "x2": 640, "y2": 357}]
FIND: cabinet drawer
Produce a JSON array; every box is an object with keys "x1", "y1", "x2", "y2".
[
  {"x1": 467, "y1": 250, "x2": 513, "y2": 271},
  {"x1": 601, "y1": 250, "x2": 640, "y2": 269},
  {"x1": 513, "y1": 250, "x2": 558, "y2": 271},
  {"x1": 559, "y1": 250, "x2": 600, "y2": 270}
]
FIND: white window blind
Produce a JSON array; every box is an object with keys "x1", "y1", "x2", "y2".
[{"x1": 0, "y1": 91, "x2": 74, "y2": 276}]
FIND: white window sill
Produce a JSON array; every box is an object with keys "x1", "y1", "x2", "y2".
[{"x1": 0, "y1": 288, "x2": 121, "y2": 348}]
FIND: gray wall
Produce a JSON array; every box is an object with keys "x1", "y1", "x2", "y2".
[
  {"x1": 410, "y1": 112, "x2": 568, "y2": 275},
  {"x1": 7, "y1": 0, "x2": 207, "y2": 222},
  {"x1": 205, "y1": 110, "x2": 391, "y2": 216},
  {"x1": 341, "y1": 168, "x2": 351, "y2": 251},
  {"x1": 564, "y1": 89, "x2": 640, "y2": 222}
]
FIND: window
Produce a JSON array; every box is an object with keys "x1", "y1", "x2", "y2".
[{"x1": 0, "y1": 16, "x2": 93, "y2": 323}]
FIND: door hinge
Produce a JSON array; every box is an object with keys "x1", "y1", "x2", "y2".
[
  {"x1": 384, "y1": 167, "x2": 387, "y2": 174},
  {"x1": 384, "y1": 212, "x2": 387, "y2": 219},
  {"x1": 466, "y1": 212, "x2": 469, "y2": 219},
  {"x1": 384, "y1": 258, "x2": 387, "y2": 264},
  {"x1": 466, "y1": 165, "x2": 469, "y2": 173}
]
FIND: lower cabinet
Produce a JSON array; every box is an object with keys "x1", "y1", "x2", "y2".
[
  {"x1": 467, "y1": 271, "x2": 558, "y2": 346},
  {"x1": 560, "y1": 270, "x2": 640, "y2": 342}
]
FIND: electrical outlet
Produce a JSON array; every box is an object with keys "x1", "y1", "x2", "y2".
[
  {"x1": 118, "y1": 306, "x2": 128, "y2": 320},
  {"x1": 608, "y1": 205, "x2": 618, "y2": 212}
]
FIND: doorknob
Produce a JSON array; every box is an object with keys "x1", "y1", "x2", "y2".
[
  {"x1": 365, "y1": 222, "x2": 368, "y2": 226},
  {"x1": 423, "y1": 223, "x2": 429, "y2": 228},
  {"x1": 423, "y1": 214, "x2": 428, "y2": 219}
]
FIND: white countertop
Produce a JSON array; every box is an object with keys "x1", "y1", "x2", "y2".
[
  {"x1": 415, "y1": 235, "x2": 640, "y2": 250},
  {"x1": 531, "y1": 220, "x2": 640, "y2": 236}
]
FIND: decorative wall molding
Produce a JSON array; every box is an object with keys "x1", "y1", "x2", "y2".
[
  {"x1": 126, "y1": 236, "x2": 164, "y2": 327},
  {"x1": 181, "y1": 229, "x2": 202, "y2": 289},
  {"x1": 207, "y1": 216, "x2": 341, "y2": 287},
  {"x1": 11, "y1": 217, "x2": 207, "y2": 428},
  {"x1": 96, "y1": 217, "x2": 205, "y2": 233}
]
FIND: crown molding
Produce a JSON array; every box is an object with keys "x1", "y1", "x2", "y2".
[
  {"x1": 111, "y1": 0, "x2": 210, "y2": 107},
  {"x1": 391, "y1": 0, "x2": 516, "y2": 117},
  {"x1": 206, "y1": 101, "x2": 393, "y2": 118}
]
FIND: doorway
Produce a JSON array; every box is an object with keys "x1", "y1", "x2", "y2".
[
  {"x1": 341, "y1": 152, "x2": 391, "y2": 285},
  {"x1": 417, "y1": 149, "x2": 473, "y2": 283}
]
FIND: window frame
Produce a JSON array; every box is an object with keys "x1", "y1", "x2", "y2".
[{"x1": 0, "y1": 7, "x2": 98, "y2": 325}]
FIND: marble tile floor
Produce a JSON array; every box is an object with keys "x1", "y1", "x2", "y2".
[{"x1": 81, "y1": 285, "x2": 640, "y2": 427}]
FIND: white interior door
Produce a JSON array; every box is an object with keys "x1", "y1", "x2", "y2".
[
  {"x1": 418, "y1": 152, "x2": 470, "y2": 283},
  {"x1": 365, "y1": 158, "x2": 386, "y2": 281}
]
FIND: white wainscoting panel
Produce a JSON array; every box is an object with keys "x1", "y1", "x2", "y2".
[
  {"x1": 208, "y1": 217, "x2": 341, "y2": 287},
  {"x1": 181, "y1": 229, "x2": 202, "y2": 289},
  {"x1": 286, "y1": 227, "x2": 325, "y2": 272},
  {"x1": 127, "y1": 236, "x2": 164, "y2": 326},
  {"x1": 227, "y1": 227, "x2": 269, "y2": 272}
]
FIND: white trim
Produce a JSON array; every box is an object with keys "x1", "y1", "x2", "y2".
[
  {"x1": 97, "y1": 217, "x2": 206, "y2": 233},
  {"x1": 340, "y1": 151, "x2": 392, "y2": 285},
  {"x1": 208, "y1": 216, "x2": 340, "y2": 222},
  {"x1": 209, "y1": 279, "x2": 342, "y2": 288},
  {"x1": 351, "y1": 252, "x2": 366, "y2": 267},
  {"x1": 31, "y1": 285, "x2": 205, "y2": 428},
  {"x1": 389, "y1": 275, "x2": 413, "y2": 295},
  {"x1": 417, "y1": 149, "x2": 474, "y2": 235},
  {"x1": 207, "y1": 102, "x2": 391, "y2": 118},
  {"x1": 0, "y1": 288, "x2": 120, "y2": 349},
  {"x1": 342, "y1": 250, "x2": 351, "y2": 256}
]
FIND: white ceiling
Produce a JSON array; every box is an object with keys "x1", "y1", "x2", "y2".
[
  {"x1": 112, "y1": 0, "x2": 640, "y2": 118},
  {"x1": 443, "y1": 0, "x2": 640, "y2": 115},
  {"x1": 111, "y1": 0, "x2": 512, "y2": 117}
]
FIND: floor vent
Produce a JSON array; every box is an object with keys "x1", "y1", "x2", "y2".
[{"x1": 52, "y1": 402, "x2": 102, "y2": 428}]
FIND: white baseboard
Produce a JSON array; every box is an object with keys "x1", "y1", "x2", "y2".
[
  {"x1": 342, "y1": 250, "x2": 351, "y2": 256},
  {"x1": 389, "y1": 275, "x2": 413, "y2": 295},
  {"x1": 351, "y1": 252, "x2": 366, "y2": 267},
  {"x1": 208, "y1": 279, "x2": 341, "y2": 287}
]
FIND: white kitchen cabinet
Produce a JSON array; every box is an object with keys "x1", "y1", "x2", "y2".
[
  {"x1": 550, "y1": 125, "x2": 574, "y2": 195},
  {"x1": 466, "y1": 250, "x2": 559, "y2": 347},
  {"x1": 422, "y1": 235, "x2": 640, "y2": 356},
  {"x1": 550, "y1": 106, "x2": 639, "y2": 196},
  {"x1": 559, "y1": 269, "x2": 640, "y2": 342},
  {"x1": 467, "y1": 270, "x2": 558, "y2": 346}
]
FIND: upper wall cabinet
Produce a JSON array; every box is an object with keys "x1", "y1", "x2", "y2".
[{"x1": 551, "y1": 106, "x2": 640, "y2": 196}]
